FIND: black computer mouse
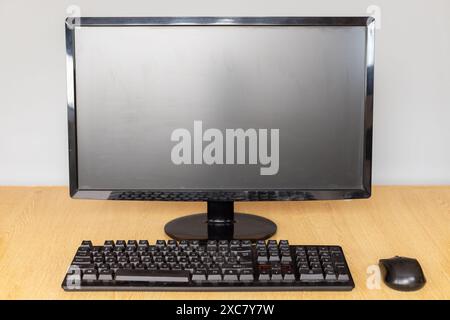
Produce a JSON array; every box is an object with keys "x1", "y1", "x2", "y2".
[{"x1": 379, "y1": 256, "x2": 426, "y2": 291}]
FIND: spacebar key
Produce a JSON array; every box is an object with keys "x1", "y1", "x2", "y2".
[{"x1": 115, "y1": 269, "x2": 190, "y2": 282}]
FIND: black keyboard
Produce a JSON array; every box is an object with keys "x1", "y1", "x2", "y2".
[{"x1": 62, "y1": 240, "x2": 354, "y2": 291}]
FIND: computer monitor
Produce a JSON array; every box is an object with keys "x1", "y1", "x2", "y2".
[{"x1": 65, "y1": 17, "x2": 374, "y2": 240}]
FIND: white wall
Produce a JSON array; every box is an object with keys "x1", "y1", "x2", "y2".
[{"x1": 0, "y1": 0, "x2": 449, "y2": 185}]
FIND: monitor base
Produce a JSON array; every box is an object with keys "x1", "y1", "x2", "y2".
[{"x1": 164, "y1": 201, "x2": 277, "y2": 241}]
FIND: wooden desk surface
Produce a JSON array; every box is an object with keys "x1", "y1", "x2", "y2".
[{"x1": 0, "y1": 186, "x2": 448, "y2": 300}]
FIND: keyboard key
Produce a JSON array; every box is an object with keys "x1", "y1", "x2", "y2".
[
  {"x1": 241, "y1": 240, "x2": 252, "y2": 247},
  {"x1": 323, "y1": 263, "x2": 334, "y2": 271},
  {"x1": 231, "y1": 246, "x2": 252, "y2": 253},
  {"x1": 75, "y1": 251, "x2": 90, "y2": 258},
  {"x1": 123, "y1": 263, "x2": 133, "y2": 270},
  {"x1": 98, "y1": 269, "x2": 113, "y2": 280},
  {"x1": 115, "y1": 240, "x2": 126, "y2": 248},
  {"x1": 238, "y1": 253, "x2": 253, "y2": 265},
  {"x1": 257, "y1": 252, "x2": 268, "y2": 262},
  {"x1": 71, "y1": 263, "x2": 95, "y2": 270},
  {"x1": 223, "y1": 270, "x2": 239, "y2": 281},
  {"x1": 337, "y1": 268, "x2": 350, "y2": 281},
  {"x1": 167, "y1": 240, "x2": 177, "y2": 248},
  {"x1": 127, "y1": 240, "x2": 137, "y2": 248},
  {"x1": 271, "y1": 269, "x2": 283, "y2": 281},
  {"x1": 221, "y1": 263, "x2": 240, "y2": 272},
  {"x1": 218, "y1": 240, "x2": 228, "y2": 247},
  {"x1": 230, "y1": 240, "x2": 240, "y2": 248},
  {"x1": 300, "y1": 269, "x2": 324, "y2": 281},
  {"x1": 225, "y1": 257, "x2": 237, "y2": 264},
  {"x1": 325, "y1": 270, "x2": 337, "y2": 280},
  {"x1": 190, "y1": 240, "x2": 200, "y2": 248},
  {"x1": 115, "y1": 269, "x2": 190, "y2": 282},
  {"x1": 147, "y1": 263, "x2": 157, "y2": 271},
  {"x1": 80, "y1": 240, "x2": 92, "y2": 248},
  {"x1": 125, "y1": 247, "x2": 135, "y2": 254},
  {"x1": 269, "y1": 252, "x2": 280, "y2": 262},
  {"x1": 105, "y1": 257, "x2": 116, "y2": 264},
  {"x1": 310, "y1": 262, "x2": 321, "y2": 269},
  {"x1": 218, "y1": 247, "x2": 228, "y2": 253},
  {"x1": 113, "y1": 247, "x2": 124, "y2": 254},
  {"x1": 192, "y1": 270, "x2": 207, "y2": 281},
  {"x1": 184, "y1": 264, "x2": 195, "y2": 273},
  {"x1": 98, "y1": 263, "x2": 110, "y2": 271},
  {"x1": 207, "y1": 240, "x2": 217, "y2": 247},
  {"x1": 207, "y1": 270, "x2": 222, "y2": 281},
  {"x1": 72, "y1": 257, "x2": 91, "y2": 265},
  {"x1": 296, "y1": 252, "x2": 307, "y2": 259},
  {"x1": 104, "y1": 240, "x2": 115, "y2": 248},
  {"x1": 267, "y1": 240, "x2": 277, "y2": 247},
  {"x1": 239, "y1": 269, "x2": 254, "y2": 281},
  {"x1": 281, "y1": 252, "x2": 292, "y2": 262},
  {"x1": 135, "y1": 263, "x2": 146, "y2": 270},
  {"x1": 82, "y1": 269, "x2": 97, "y2": 280},
  {"x1": 283, "y1": 270, "x2": 295, "y2": 281},
  {"x1": 257, "y1": 247, "x2": 267, "y2": 254},
  {"x1": 110, "y1": 263, "x2": 121, "y2": 273},
  {"x1": 258, "y1": 270, "x2": 270, "y2": 281},
  {"x1": 270, "y1": 262, "x2": 281, "y2": 268},
  {"x1": 333, "y1": 253, "x2": 345, "y2": 263},
  {"x1": 179, "y1": 240, "x2": 188, "y2": 248},
  {"x1": 160, "y1": 264, "x2": 170, "y2": 270},
  {"x1": 155, "y1": 240, "x2": 166, "y2": 248},
  {"x1": 138, "y1": 240, "x2": 149, "y2": 247},
  {"x1": 256, "y1": 240, "x2": 266, "y2": 247}
]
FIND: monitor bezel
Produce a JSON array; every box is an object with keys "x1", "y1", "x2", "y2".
[{"x1": 66, "y1": 16, "x2": 374, "y2": 201}]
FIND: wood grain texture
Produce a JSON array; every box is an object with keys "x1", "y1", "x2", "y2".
[{"x1": 0, "y1": 186, "x2": 448, "y2": 300}]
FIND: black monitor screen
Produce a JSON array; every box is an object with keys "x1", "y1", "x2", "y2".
[{"x1": 73, "y1": 24, "x2": 368, "y2": 191}]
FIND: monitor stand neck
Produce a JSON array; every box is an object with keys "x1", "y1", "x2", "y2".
[
  {"x1": 164, "y1": 201, "x2": 277, "y2": 241},
  {"x1": 207, "y1": 201, "x2": 235, "y2": 239}
]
